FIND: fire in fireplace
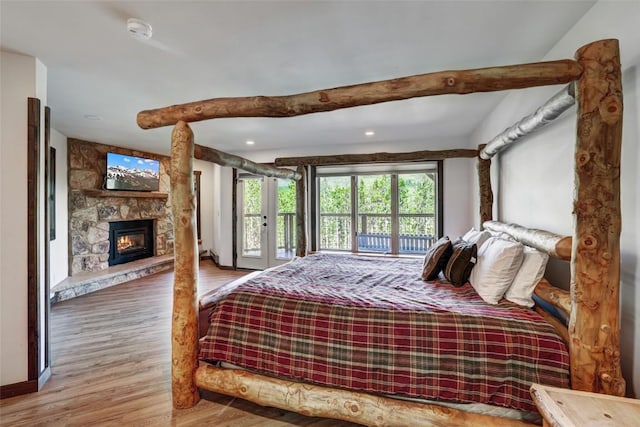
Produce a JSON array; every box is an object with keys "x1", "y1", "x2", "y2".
[
  {"x1": 117, "y1": 233, "x2": 144, "y2": 253},
  {"x1": 108, "y1": 219, "x2": 154, "y2": 266}
]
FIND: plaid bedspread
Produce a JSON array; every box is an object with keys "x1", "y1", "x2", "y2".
[{"x1": 199, "y1": 253, "x2": 569, "y2": 412}]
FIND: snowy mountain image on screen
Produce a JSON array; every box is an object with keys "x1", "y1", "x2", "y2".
[{"x1": 106, "y1": 153, "x2": 160, "y2": 191}]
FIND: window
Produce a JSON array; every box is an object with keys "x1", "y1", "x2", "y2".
[
  {"x1": 318, "y1": 176, "x2": 352, "y2": 251},
  {"x1": 315, "y1": 162, "x2": 442, "y2": 255},
  {"x1": 275, "y1": 178, "x2": 297, "y2": 258}
]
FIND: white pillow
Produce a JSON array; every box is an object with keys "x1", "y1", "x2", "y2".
[
  {"x1": 470, "y1": 237, "x2": 524, "y2": 304},
  {"x1": 462, "y1": 227, "x2": 491, "y2": 247},
  {"x1": 505, "y1": 246, "x2": 549, "y2": 307}
]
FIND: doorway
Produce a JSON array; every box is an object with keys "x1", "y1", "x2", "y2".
[{"x1": 236, "y1": 175, "x2": 297, "y2": 270}]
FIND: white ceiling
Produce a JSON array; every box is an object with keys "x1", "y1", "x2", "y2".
[{"x1": 0, "y1": 1, "x2": 595, "y2": 156}]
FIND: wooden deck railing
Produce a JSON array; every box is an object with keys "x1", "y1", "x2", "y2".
[
  {"x1": 242, "y1": 212, "x2": 435, "y2": 254},
  {"x1": 357, "y1": 233, "x2": 435, "y2": 253},
  {"x1": 318, "y1": 212, "x2": 435, "y2": 253}
]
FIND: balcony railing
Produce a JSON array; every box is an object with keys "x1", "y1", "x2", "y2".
[
  {"x1": 241, "y1": 213, "x2": 297, "y2": 257},
  {"x1": 318, "y1": 212, "x2": 435, "y2": 253},
  {"x1": 358, "y1": 233, "x2": 435, "y2": 253},
  {"x1": 242, "y1": 212, "x2": 435, "y2": 255}
]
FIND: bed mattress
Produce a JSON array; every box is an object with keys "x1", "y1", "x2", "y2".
[{"x1": 199, "y1": 253, "x2": 569, "y2": 412}]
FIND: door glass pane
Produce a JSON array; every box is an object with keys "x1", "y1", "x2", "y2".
[
  {"x1": 357, "y1": 175, "x2": 391, "y2": 252},
  {"x1": 319, "y1": 176, "x2": 351, "y2": 250},
  {"x1": 398, "y1": 173, "x2": 436, "y2": 254},
  {"x1": 242, "y1": 177, "x2": 262, "y2": 257},
  {"x1": 276, "y1": 178, "x2": 296, "y2": 259}
]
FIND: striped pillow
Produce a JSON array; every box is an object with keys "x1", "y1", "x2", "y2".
[
  {"x1": 421, "y1": 236, "x2": 452, "y2": 280},
  {"x1": 443, "y1": 239, "x2": 477, "y2": 286}
]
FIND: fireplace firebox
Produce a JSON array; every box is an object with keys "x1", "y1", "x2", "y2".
[{"x1": 108, "y1": 220, "x2": 154, "y2": 266}]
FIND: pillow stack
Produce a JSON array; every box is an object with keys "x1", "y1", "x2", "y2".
[
  {"x1": 421, "y1": 227, "x2": 549, "y2": 303},
  {"x1": 461, "y1": 227, "x2": 550, "y2": 306}
]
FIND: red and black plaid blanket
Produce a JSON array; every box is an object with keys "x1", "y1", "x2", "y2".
[{"x1": 199, "y1": 253, "x2": 569, "y2": 412}]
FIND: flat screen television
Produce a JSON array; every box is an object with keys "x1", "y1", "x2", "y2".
[{"x1": 105, "y1": 152, "x2": 160, "y2": 191}]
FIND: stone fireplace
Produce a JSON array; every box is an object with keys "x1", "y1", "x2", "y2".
[{"x1": 68, "y1": 138, "x2": 173, "y2": 276}]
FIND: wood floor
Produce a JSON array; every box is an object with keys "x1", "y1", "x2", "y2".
[{"x1": 0, "y1": 260, "x2": 359, "y2": 426}]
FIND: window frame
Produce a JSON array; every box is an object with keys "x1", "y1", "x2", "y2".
[{"x1": 312, "y1": 160, "x2": 443, "y2": 255}]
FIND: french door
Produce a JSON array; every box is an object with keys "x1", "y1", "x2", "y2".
[{"x1": 236, "y1": 175, "x2": 297, "y2": 269}]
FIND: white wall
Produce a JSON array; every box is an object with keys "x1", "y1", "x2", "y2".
[
  {"x1": 443, "y1": 158, "x2": 474, "y2": 239},
  {"x1": 211, "y1": 164, "x2": 221, "y2": 262},
  {"x1": 194, "y1": 159, "x2": 215, "y2": 254},
  {"x1": 470, "y1": 1, "x2": 640, "y2": 397},
  {"x1": 49, "y1": 129, "x2": 68, "y2": 288},
  {"x1": 213, "y1": 136, "x2": 475, "y2": 267},
  {"x1": 216, "y1": 166, "x2": 235, "y2": 267},
  {"x1": 0, "y1": 51, "x2": 42, "y2": 385}
]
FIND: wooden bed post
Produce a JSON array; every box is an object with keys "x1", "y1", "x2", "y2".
[
  {"x1": 571, "y1": 39, "x2": 625, "y2": 396},
  {"x1": 170, "y1": 121, "x2": 201, "y2": 408},
  {"x1": 477, "y1": 144, "x2": 493, "y2": 227},
  {"x1": 295, "y1": 165, "x2": 307, "y2": 257}
]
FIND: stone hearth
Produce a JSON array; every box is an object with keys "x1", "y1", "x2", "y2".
[{"x1": 51, "y1": 255, "x2": 174, "y2": 303}]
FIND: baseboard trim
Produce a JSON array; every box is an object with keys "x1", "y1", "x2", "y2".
[
  {"x1": 0, "y1": 379, "x2": 37, "y2": 400},
  {"x1": 208, "y1": 249, "x2": 219, "y2": 265},
  {"x1": 208, "y1": 250, "x2": 235, "y2": 270}
]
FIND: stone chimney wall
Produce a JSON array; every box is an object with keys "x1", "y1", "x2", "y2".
[{"x1": 67, "y1": 138, "x2": 173, "y2": 275}]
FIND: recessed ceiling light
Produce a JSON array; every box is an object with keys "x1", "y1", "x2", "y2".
[
  {"x1": 365, "y1": 130, "x2": 375, "y2": 136},
  {"x1": 84, "y1": 114, "x2": 102, "y2": 121},
  {"x1": 246, "y1": 140, "x2": 255, "y2": 145}
]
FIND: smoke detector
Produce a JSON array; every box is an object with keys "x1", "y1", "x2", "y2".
[{"x1": 127, "y1": 18, "x2": 152, "y2": 40}]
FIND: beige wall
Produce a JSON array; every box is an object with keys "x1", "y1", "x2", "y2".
[
  {"x1": 471, "y1": 1, "x2": 640, "y2": 397},
  {"x1": 0, "y1": 51, "x2": 46, "y2": 385}
]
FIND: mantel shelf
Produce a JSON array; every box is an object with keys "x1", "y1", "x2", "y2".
[{"x1": 80, "y1": 189, "x2": 168, "y2": 199}]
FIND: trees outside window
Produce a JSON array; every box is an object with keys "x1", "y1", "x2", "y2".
[
  {"x1": 316, "y1": 163, "x2": 440, "y2": 255},
  {"x1": 318, "y1": 176, "x2": 352, "y2": 250},
  {"x1": 240, "y1": 177, "x2": 298, "y2": 260}
]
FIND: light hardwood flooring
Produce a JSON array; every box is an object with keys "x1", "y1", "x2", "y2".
[{"x1": 0, "y1": 260, "x2": 359, "y2": 426}]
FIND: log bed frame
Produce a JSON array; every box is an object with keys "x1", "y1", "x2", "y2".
[{"x1": 137, "y1": 39, "x2": 624, "y2": 426}]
